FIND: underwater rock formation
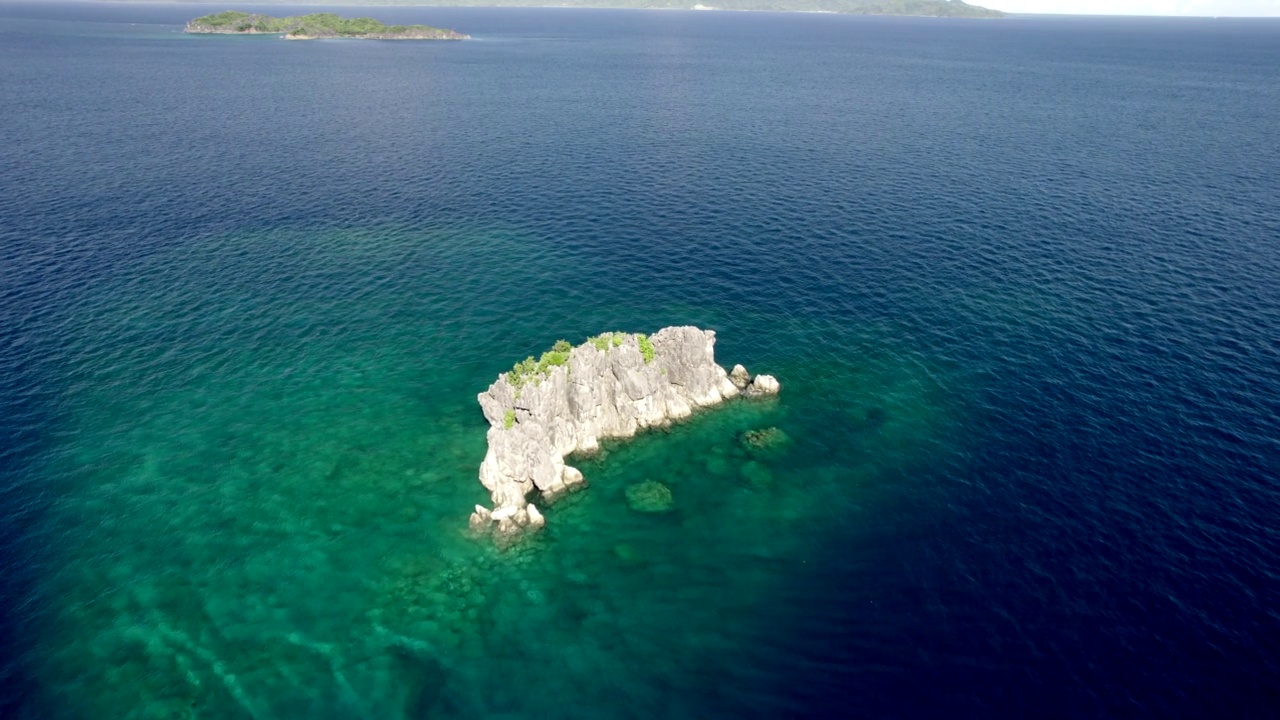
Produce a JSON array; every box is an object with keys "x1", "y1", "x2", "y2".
[
  {"x1": 471, "y1": 326, "x2": 778, "y2": 536},
  {"x1": 739, "y1": 427, "x2": 789, "y2": 452},
  {"x1": 625, "y1": 480, "x2": 675, "y2": 513}
]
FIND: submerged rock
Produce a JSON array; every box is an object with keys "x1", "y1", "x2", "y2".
[
  {"x1": 612, "y1": 542, "x2": 644, "y2": 565},
  {"x1": 625, "y1": 480, "x2": 674, "y2": 513},
  {"x1": 738, "y1": 427, "x2": 792, "y2": 465},
  {"x1": 740, "y1": 460, "x2": 774, "y2": 490},
  {"x1": 470, "y1": 326, "x2": 779, "y2": 536},
  {"x1": 705, "y1": 455, "x2": 733, "y2": 477},
  {"x1": 739, "y1": 427, "x2": 790, "y2": 452}
]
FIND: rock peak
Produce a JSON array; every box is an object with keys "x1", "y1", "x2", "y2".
[{"x1": 471, "y1": 326, "x2": 779, "y2": 537}]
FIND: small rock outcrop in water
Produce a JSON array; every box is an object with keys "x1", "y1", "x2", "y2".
[
  {"x1": 625, "y1": 480, "x2": 675, "y2": 513},
  {"x1": 471, "y1": 326, "x2": 779, "y2": 536},
  {"x1": 739, "y1": 427, "x2": 790, "y2": 453}
]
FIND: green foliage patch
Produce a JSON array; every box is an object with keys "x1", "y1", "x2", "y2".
[
  {"x1": 191, "y1": 0, "x2": 1004, "y2": 21},
  {"x1": 587, "y1": 332, "x2": 630, "y2": 351},
  {"x1": 637, "y1": 334, "x2": 655, "y2": 364},
  {"x1": 188, "y1": 11, "x2": 453, "y2": 37},
  {"x1": 588, "y1": 332, "x2": 620, "y2": 351},
  {"x1": 507, "y1": 339, "x2": 573, "y2": 389},
  {"x1": 504, "y1": 331, "x2": 656, "y2": 390},
  {"x1": 503, "y1": 409, "x2": 515, "y2": 430}
]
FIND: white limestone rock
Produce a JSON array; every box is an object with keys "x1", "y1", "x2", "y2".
[
  {"x1": 747, "y1": 374, "x2": 780, "y2": 396},
  {"x1": 468, "y1": 505, "x2": 491, "y2": 531},
  {"x1": 562, "y1": 465, "x2": 585, "y2": 489},
  {"x1": 472, "y1": 326, "x2": 778, "y2": 536},
  {"x1": 526, "y1": 504, "x2": 546, "y2": 529}
]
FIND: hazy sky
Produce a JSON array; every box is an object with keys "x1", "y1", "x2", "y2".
[{"x1": 989, "y1": 0, "x2": 1280, "y2": 15}]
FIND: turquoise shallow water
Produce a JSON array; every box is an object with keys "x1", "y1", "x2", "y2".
[
  {"x1": 26, "y1": 223, "x2": 960, "y2": 718},
  {"x1": 2, "y1": 3, "x2": 1279, "y2": 718}
]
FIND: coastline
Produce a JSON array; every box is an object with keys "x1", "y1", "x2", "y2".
[
  {"x1": 96, "y1": 0, "x2": 1007, "y2": 20},
  {"x1": 277, "y1": 32, "x2": 469, "y2": 38},
  {"x1": 184, "y1": 11, "x2": 472, "y2": 38}
]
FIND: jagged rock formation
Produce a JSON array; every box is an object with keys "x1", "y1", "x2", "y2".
[{"x1": 471, "y1": 326, "x2": 779, "y2": 536}]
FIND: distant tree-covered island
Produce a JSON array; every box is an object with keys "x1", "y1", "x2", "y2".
[
  {"x1": 483, "y1": 0, "x2": 1004, "y2": 15},
  {"x1": 703, "y1": 0, "x2": 1003, "y2": 15},
  {"x1": 184, "y1": 12, "x2": 471, "y2": 39},
  {"x1": 182, "y1": 1, "x2": 1003, "y2": 19}
]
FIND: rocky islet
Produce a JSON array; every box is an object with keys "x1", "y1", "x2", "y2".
[{"x1": 471, "y1": 326, "x2": 779, "y2": 536}]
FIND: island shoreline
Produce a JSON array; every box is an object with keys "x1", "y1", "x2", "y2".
[
  {"x1": 184, "y1": 10, "x2": 471, "y2": 39},
  {"x1": 469, "y1": 327, "x2": 780, "y2": 539},
  {"x1": 151, "y1": 1, "x2": 1006, "y2": 20}
]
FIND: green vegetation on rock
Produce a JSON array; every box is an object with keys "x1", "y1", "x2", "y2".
[
  {"x1": 588, "y1": 332, "x2": 628, "y2": 351},
  {"x1": 185, "y1": 11, "x2": 469, "y2": 39},
  {"x1": 503, "y1": 409, "x2": 516, "y2": 430},
  {"x1": 190, "y1": 0, "x2": 1004, "y2": 18},
  {"x1": 506, "y1": 339, "x2": 573, "y2": 389},
  {"x1": 502, "y1": 329, "x2": 673, "y2": 398},
  {"x1": 507, "y1": 332, "x2": 658, "y2": 391},
  {"x1": 637, "y1": 334, "x2": 655, "y2": 364}
]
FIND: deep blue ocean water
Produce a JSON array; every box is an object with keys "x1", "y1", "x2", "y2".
[{"x1": 2, "y1": 2, "x2": 1279, "y2": 717}]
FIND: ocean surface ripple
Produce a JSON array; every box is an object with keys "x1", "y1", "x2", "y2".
[{"x1": 1, "y1": 3, "x2": 1278, "y2": 718}]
